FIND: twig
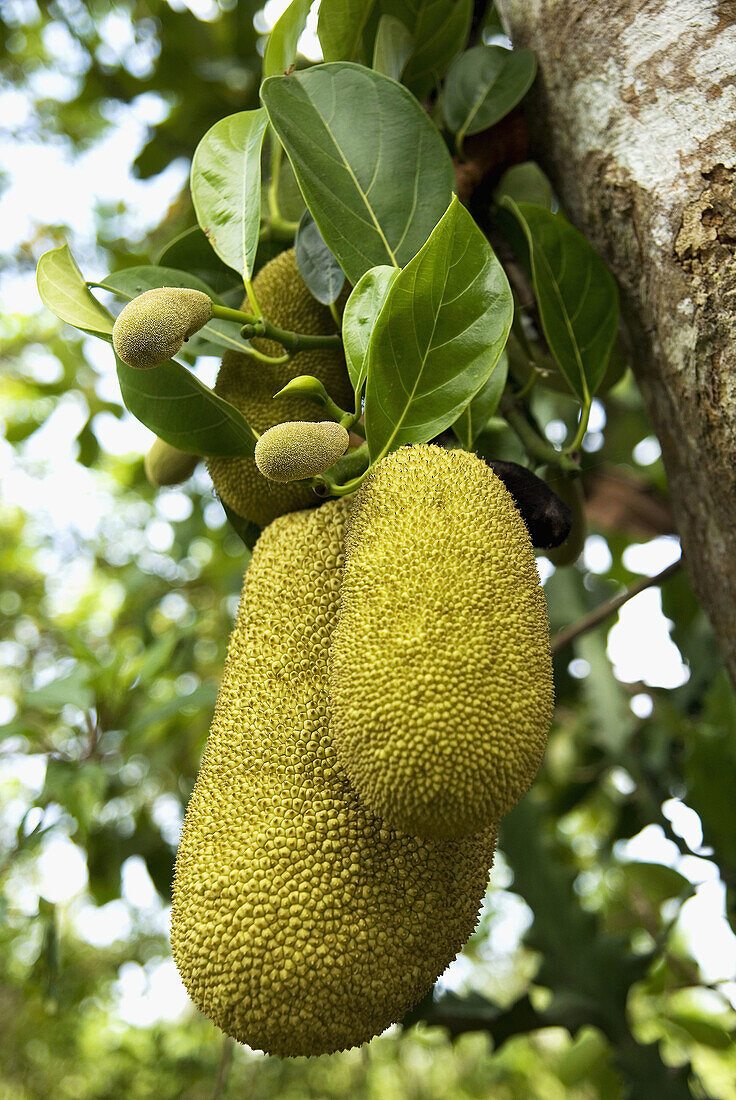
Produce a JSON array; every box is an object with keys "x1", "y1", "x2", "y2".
[
  {"x1": 212, "y1": 1037, "x2": 234, "y2": 1100},
  {"x1": 551, "y1": 557, "x2": 683, "y2": 653},
  {"x1": 211, "y1": 304, "x2": 342, "y2": 353}
]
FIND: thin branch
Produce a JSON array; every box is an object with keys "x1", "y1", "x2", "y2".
[
  {"x1": 212, "y1": 1037, "x2": 234, "y2": 1100},
  {"x1": 551, "y1": 557, "x2": 683, "y2": 653}
]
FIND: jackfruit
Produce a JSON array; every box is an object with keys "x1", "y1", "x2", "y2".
[
  {"x1": 329, "y1": 444, "x2": 554, "y2": 840},
  {"x1": 112, "y1": 287, "x2": 212, "y2": 369},
  {"x1": 254, "y1": 421, "x2": 349, "y2": 483},
  {"x1": 171, "y1": 499, "x2": 495, "y2": 1057},
  {"x1": 206, "y1": 249, "x2": 352, "y2": 528},
  {"x1": 144, "y1": 437, "x2": 199, "y2": 486}
]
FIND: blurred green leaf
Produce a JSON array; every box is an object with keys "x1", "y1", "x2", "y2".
[
  {"x1": 318, "y1": 0, "x2": 376, "y2": 62},
  {"x1": 372, "y1": 15, "x2": 414, "y2": 81},
  {"x1": 375, "y1": 0, "x2": 473, "y2": 99},
  {"x1": 500, "y1": 199, "x2": 620, "y2": 399},
  {"x1": 263, "y1": 0, "x2": 311, "y2": 78},
  {"x1": 261, "y1": 63, "x2": 455, "y2": 284},
  {"x1": 443, "y1": 46, "x2": 537, "y2": 152},
  {"x1": 495, "y1": 161, "x2": 555, "y2": 210}
]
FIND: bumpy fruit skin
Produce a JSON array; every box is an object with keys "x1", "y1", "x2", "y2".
[
  {"x1": 254, "y1": 420, "x2": 350, "y2": 483},
  {"x1": 329, "y1": 444, "x2": 554, "y2": 840},
  {"x1": 206, "y1": 249, "x2": 352, "y2": 527},
  {"x1": 112, "y1": 287, "x2": 212, "y2": 369},
  {"x1": 171, "y1": 499, "x2": 495, "y2": 1057},
  {"x1": 144, "y1": 437, "x2": 199, "y2": 487}
]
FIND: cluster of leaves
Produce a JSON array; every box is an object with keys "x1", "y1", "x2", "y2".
[
  {"x1": 3, "y1": 2, "x2": 736, "y2": 1098},
  {"x1": 36, "y1": 0, "x2": 618, "y2": 531}
]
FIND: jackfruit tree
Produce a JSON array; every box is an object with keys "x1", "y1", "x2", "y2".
[{"x1": 9, "y1": 0, "x2": 735, "y2": 1095}]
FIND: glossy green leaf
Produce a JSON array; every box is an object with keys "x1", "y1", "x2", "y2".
[
  {"x1": 372, "y1": 14, "x2": 414, "y2": 81},
  {"x1": 190, "y1": 109, "x2": 269, "y2": 282},
  {"x1": 376, "y1": 0, "x2": 473, "y2": 98},
  {"x1": 443, "y1": 46, "x2": 537, "y2": 151},
  {"x1": 294, "y1": 210, "x2": 346, "y2": 305},
  {"x1": 364, "y1": 196, "x2": 513, "y2": 461},
  {"x1": 452, "y1": 349, "x2": 508, "y2": 449},
  {"x1": 261, "y1": 64, "x2": 455, "y2": 285},
  {"x1": 495, "y1": 160, "x2": 555, "y2": 210},
  {"x1": 317, "y1": 0, "x2": 375, "y2": 62},
  {"x1": 116, "y1": 355, "x2": 256, "y2": 457},
  {"x1": 36, "y1": 245, "x2": 114, "y2": 339},
  {"x1": 501, "y1": 198, "x2": 619, "y2": 399},
  {"x1": 94, "y1": 265, "x2": 252, "y2": 356},
  {"x1": 263, "y1": 0, "x2": 311, "y2": 78},
  {"x1": 342, "y1": 265, "x2": 399, "y2": 394}
]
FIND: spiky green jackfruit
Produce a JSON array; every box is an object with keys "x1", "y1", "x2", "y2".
[
  {"x1": 144, "y1": 437, "x2": 199, "y2": 487},
  {"x1": 171, "y1": 499, "x2": 495, "y2": 1057},
  {"x1": 206, "y1": 249, "x2": 352, "y2": 528},
  {"x1": 112, "y1": 287, "x2": 212, "y2": 369},
  {"x1": 329, "y1": 445, "x2": 554, "y2": 840},
  {"x1": 254, "y1": 421, "x2": 349, "y2": 483}
]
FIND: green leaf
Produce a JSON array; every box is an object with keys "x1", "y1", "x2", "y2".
[
  {"x1": 372, "y1": 14, "x2": 414, "y2": 81},
  {"x1": 500, "y1": 199, "x2": 619, "y2": 399},
  {"x1": 294, "y1": 210, "x2": 346, "y2": 305},
  {"x1": 261, "y1": 63, "x2": 455, "y2": 285},
  {"x1": 36, "y1": 245, "x2": 114, "y2": 339},
  {"x1": 342, "y1": 265, "x2": 399, "y2": 394},
  {"x1": 495, "y1": 161, "x2": 555, "y2": 210},
  {"x1": 94, "y1": 265, "x2": 252, "y2": 356},
  {"x1": 451, "y1": 350, "x2": 508, "y2": 449},
  {"x1": 263, "y1": 0, "x2": 311, "y2": 78},
  {"x1": 364, "y1": 196, "x2": 513, "y2": 461},
  {"x1": 190, "y1": 108, "x2": 269, "y2": 283},
  {"x1": 442, "y1": 46, "x2": 537, "y2": 152},
  {"x1": 376, "y1": 0, "x2": 473, "y2": 99},
  {"x1": 318, "y1": 0, "x2": 376, "y2": 62},
  {"x1": 115, "y1": 355, "x2": 257, "y2": 457}
]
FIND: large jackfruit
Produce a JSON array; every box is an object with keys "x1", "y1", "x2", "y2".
[
  {"x1": 206, "y1": 250, "x2": 352, "y2": 528},
  {"x1": 329, "y1": 445, "x2": 554, "y2": 840},
  {"x1": 171, "y1": 499, "x2": 495, "y2": 1057}
]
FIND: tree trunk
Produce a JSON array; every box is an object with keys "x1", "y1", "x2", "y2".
[{"x1": 495, "y1": 0, "x2": 736, "y2": 686}]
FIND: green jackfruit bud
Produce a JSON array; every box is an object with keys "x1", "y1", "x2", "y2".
[
  {"x1": 112, "y1": 287, "x2": 212, "y2": 369},
  {"x1": 144, "y1": 437, "x2": 200, "y2": 487},
  {"x1": 254, "y1": 421, "x2": 349, "y2": 482}
]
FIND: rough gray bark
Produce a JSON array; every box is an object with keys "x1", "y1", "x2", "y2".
[{"x1": 496, "y1": 0, "x2": 736, "y2": 685}]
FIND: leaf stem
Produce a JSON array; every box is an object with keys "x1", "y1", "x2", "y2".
[
  {"x1": 551, "y1": 557, "x2": 683, "y2": 653},
  {"x1": 564, "y1": 395, "x2": 592, "y2": 454},
  {"x1": 502, "y1": 402, "x2": 580, "y2": 473},
  {"x1": 210, "y1": 303, "x2": 342, "y2": 353}
]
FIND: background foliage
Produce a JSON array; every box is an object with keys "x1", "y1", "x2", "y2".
[{"x1": 2, "y1": 1, "x2": 735, "y2": 1097}]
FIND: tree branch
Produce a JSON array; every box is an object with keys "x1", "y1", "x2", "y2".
[{"x1": 551, "y1": 557, "x2": 683, "y2": 654}]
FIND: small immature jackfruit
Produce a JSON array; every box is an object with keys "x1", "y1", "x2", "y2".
[
  {"x1": 171, "y1": 499, "x2": 495, "y2": 1057},
  {"x1": 329, "y1": 444, "x2": 554, "y2": 840},
  {"x1": 254, "y1": 420, "x2": 349, "y2": 483},
  {"x1": 144, "y1": 437, "x2": 199, "y2": 487},
  {"x1": 206, "y1": 249, "x2": 352, "y2": 528},
  {"x1": 112, "y1": 287, "x2": 212, "y2": 369}
]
